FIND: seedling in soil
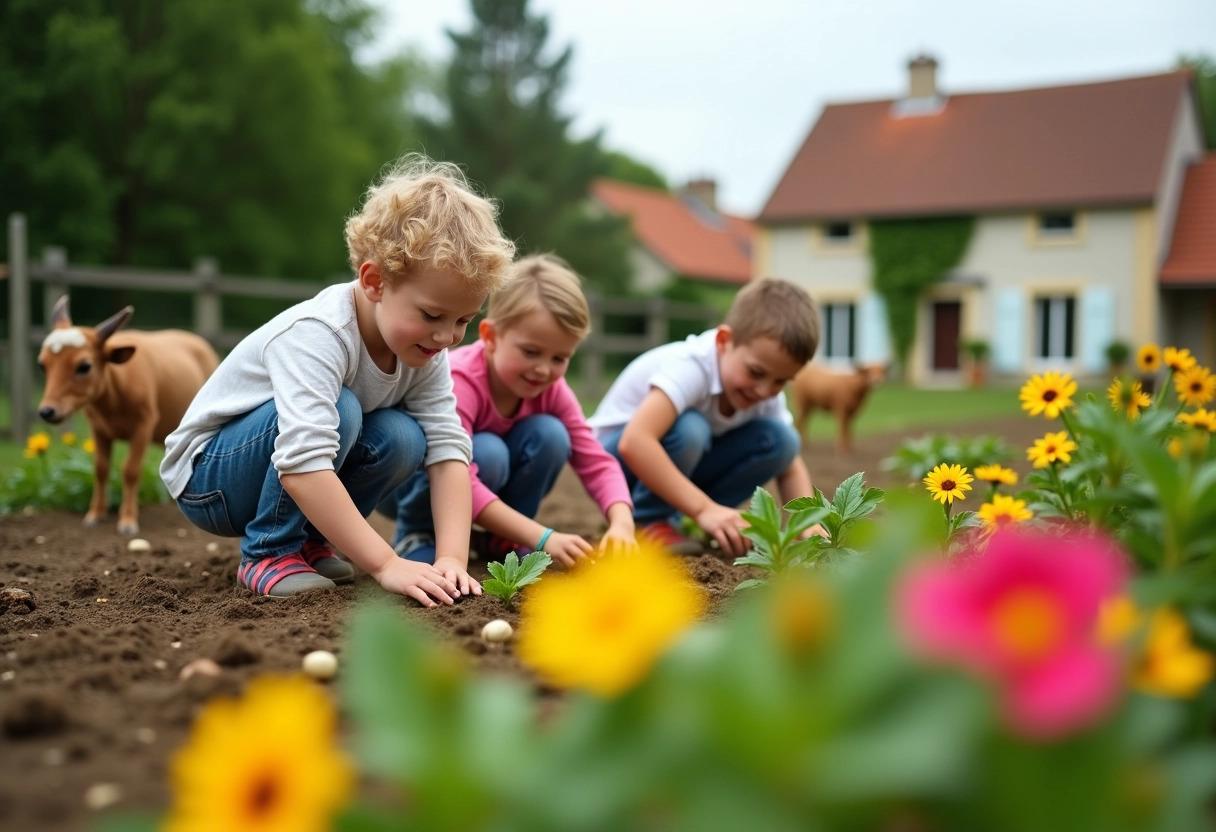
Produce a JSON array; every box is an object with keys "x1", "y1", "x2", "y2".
[{"x1": 482, "y1": 550, "x2": 553, "y2": 607}]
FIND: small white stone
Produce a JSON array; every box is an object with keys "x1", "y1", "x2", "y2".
[
  {"x1": 178, "y1": 658, "x2": 221, "y2": 680},
  {"x1": 135, "y1": 727, "x2": 157, "y2": 744},
  {"x1": 103, "y1": 569, "x2": 111, "y2": 576},
  {"x1": 170, "y1": 641, "x2": 182, "y2": 649},
  {"x1": 34, "y1": 535, "x2": 46, "y2": 544},
  {"x1": 182, "y1": 561, "x2": 191, "y2": 568},
  {"x1": 84, "y1": 782, "x2": 123, "y2": 810},
  {"x1": 205, "y1": 542, "x2": 219, "y2": 554},
  {"x1": 1, "y1": 670, "x2": 15, "y2": 681},
  {"x1": 302, "y1": 650, "x2": 338, "y2": 680},
  {"x1": 481, "y1": 619, "x2": 514, "y2": 643},
  {"x1": 153, "y1": 659, "x2": 168, "y2": 671},
  {"x1": 127, "y1": 538, "x2": 151, "y2": 553},
  {"x1": 176, "y1": 528, "x2": 188, "y2": 537}
]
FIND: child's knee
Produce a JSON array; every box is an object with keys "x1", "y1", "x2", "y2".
[
  {"x1": 757, "y1": 420, "x2": 801, "y2": 467},
  {"x1": 664, "y1": 410, "x2": 712, "y2": 469},
  {"x1": 473, "y1": 433, "x2": 511, "y2": 490},
  {"x1": 334, "y1": 388, "x2": 364, "y2": 450},
  {"x1": 371, "y1": 409, "x2": 427, "y2": 473},
  {"x1": 527, "y1": 414, "x2": 571, "y2": 465}
]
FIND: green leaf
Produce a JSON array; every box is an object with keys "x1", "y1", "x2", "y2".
[
  {"x1": 733, "y1": 578, "x2": 768, "y2": 591},
  {"x1": 481, "y1": 579, "x2": 516, "y2": 603},
  {"x1": 513, "y1": 550, "x2": 553, "y2": 587}
]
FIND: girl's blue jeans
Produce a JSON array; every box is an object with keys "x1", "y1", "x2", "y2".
[
  {"x1": 598, "y1": 411, "x2": 799, "y2": 524},
  {"x1": 386, "y1": 413, "x2": 570, "y2": 549},
  {"x1": 175, "y1": 388, "x2": 426, "y2": 566}
]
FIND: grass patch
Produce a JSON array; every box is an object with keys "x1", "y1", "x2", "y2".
[{"x1": 799, "y1": 384, "x2": 1027, "y2": 443}]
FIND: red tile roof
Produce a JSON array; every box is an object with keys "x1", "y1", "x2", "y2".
[
  {"x1": 591, "y1": 179, "x2": 755, "y2": 284},
  {"x1": 1162, "y1": 155, "x2": 1216, "y2": 286},
  {"x1": 760, "y1": 72, "x2": 1193, "y2": 222}
]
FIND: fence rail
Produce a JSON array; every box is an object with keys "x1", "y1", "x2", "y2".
[{"x1": 4, "y1": 213, "x2": 718, "y2": 442}]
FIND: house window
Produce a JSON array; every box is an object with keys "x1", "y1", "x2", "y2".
[
  {"x1": 823, "y1": 302, "x2": 856, "y2": 360},
  {"x1": 1035, "y1": 295, "x2": 1075, "y2": 360},
  {"x1": 1038, "y1": 212, "x2": 1076, "y2": 235},
  {"x1": 823, "y1": 221, "x2": 854, "y2": 242}
]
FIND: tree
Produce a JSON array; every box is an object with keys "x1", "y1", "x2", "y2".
[
  {"x1": 602, "y1": 151, "x2": 668, "y2": 190},
  {"x1": 421, "y1": 0, "x2": 632, "y2": 294},
  {"x1": 0, "y1": 0, "x2": 422, "y2": 307},
  {"x1": 1178, "y1": 54, "x2": 1216, "y2": 150}
]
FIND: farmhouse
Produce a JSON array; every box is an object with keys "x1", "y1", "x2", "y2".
[{"x1": 756, "y1": 56, "x2": 1214, "y2": 384}]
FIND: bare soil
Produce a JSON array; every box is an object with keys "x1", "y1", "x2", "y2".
[{"x1": 0, "y1": 417, "x2": 1043, "y2": 831}]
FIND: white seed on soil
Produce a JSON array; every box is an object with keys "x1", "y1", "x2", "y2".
[
  {"x1": 205, "y1": 542, "x2": 219, "y2": 554},
  {"x1": 135, "y1": 727, "x2": 157, "y2": 744},
  {"x1": 302, "y1": 650, "x2": 338, "y2": 680},
  {"x1": 170, "y1": 641, "x2": 182, "y2": 649},
  {"x1": 34, "y1": 535, "x2": 46, "y2": 544},
  {"x1": 1, "y1": 670, "x2": 15, "y2": 681},
  {"x1": 127, "y1": 538, "x2": 151, "y2": 553},
  {"x1": 176, "y1": 528, "x2": 188, "y2": 537},
  {"x1": 178, "y1": 658, "x2": 222, "y2": 680},
  {"x1": 153, "y1": 659, "x2": 168, "y2": 671},
  {"x1": 84, "y1": 783, "x2": 123, "y2": 811},
  {"x1": 481, "y1": 619, "x2": 514, "y2": 643},
  {"x1": 103, "y1": 570, "x2": 110, "y2": 576}
]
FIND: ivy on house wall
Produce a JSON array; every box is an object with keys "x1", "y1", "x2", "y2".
[{"x1": 868, "y1": 216, "x2": 976, "y2": 369}]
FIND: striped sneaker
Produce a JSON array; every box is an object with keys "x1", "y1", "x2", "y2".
[
  {"x1": 238, "y1": 552, "x2": 335, "y2": 597},
  {"x1": 301, "y1": 540, "x2": 355, "y2": 584},
  {"x1": 639, "y1": 520, "x2": 704, "y2": 556}
]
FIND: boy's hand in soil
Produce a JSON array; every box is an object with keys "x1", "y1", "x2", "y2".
[
  {"x1": 434, "y1": 555, "x2": 482, "y2": 597},
  {"x1": 695, "y1": 503, "x2": 750, "y2": 558},
  {"x1": 372, "y1": 558, "x2": 459, "y2": 608},
  {"x1": 544, "y1": 531, "x2": 594, "y2": 568}
]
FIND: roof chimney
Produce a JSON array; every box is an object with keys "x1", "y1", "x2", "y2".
[
  {"x1": 907, "y1": 54, "x2": 939, "y2": 100},
  {"x1": 681, "y1": 178, "x2": 718, "y2": 211}
]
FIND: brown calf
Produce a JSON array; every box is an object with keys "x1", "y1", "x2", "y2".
[
  {"x1": 789, "y1": 362, "x2": 887, "y2": 455},
  {"x1": 36, "y1": 297, "x2": 219, "y2": 534}
]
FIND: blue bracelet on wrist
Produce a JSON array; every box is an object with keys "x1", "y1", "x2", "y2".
[{"x1": 537, "y1": 528, "x2": 554, "y2": 551}]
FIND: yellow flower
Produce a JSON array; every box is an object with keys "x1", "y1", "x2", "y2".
[
  {"x1": 771, "y1": 575, "x2": 835, "y2": 657},
  {"x1": 1136, "y1": 344, "x2": 1161, "y2": 373},
  {"x1": 1178, "y1": 408, "x2": 1216, "y2": 432},
  {"x1": 165, "y1": 675, "x2": 353, "y2": 832},
  {"x1": 1134, "y1": 609, "x2": 1215, "y2": 699},
  {"x1": 61, "y1": 431, "x2": 77, "y2": 446},
  {"x1": 517, "y1": 544, "x2": 706, "y2": 696},
  {"x1": 1163, "y1": 346, "x2": 1197, "y2": 374},
  {"x1": 24, "y1": 432, "x2": 51, "y2": 458},
  {"x1": 922, "y1": 463, "x2": 974, "y2": 505},
  {"x1": 83, "y1": 438, "x2": 96, "y2": 454},
  {"x1": 1107, "y1": 378, "x2": 1152, "y2": 419},
  {"x1": 977, "y1": 494, "x2": 1034, "y2": 528},
  {"x1": 974, "y1": 464, "x2": 1018, "y2": 486},
  {"x1": 1019, "y1": 371, "x2": 1077, "y2": 419},
  {"x1": 1175, "y1": 365, "x2": 1216, "y2": 408},
  {"x1": 1027, "y1": 431, "x2": 1078, "y2": 468},
  {"x1": 1097, "y1": 596, "x2": 1142, "y2": 646}
]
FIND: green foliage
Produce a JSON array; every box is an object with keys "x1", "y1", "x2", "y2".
[
  {"x1": 0, "y1": 434, "x2": 168, "y2": 514},
  {"x1": 420, "y1": 0, "x2": 633, "y2": 295},
  {"x1": 736, "y1": 474, "x2": 884, "y2": 588},
  {"x1": 1179, "y1": 53, "x2": 1216, "y2": 150},
  {"x1": 868, "y1": 216, "x2": 975, "y2": 369},
  {"x1": 882, "y1": 433, "x2": 1016, "y2": 480},
  {"x1": 0, "y1": 0, "x2": 423, "y2": 320},
  {"x1": 1104, "y1": 339, "x2": 1131, "y2": 367},
  {"x1": 601, "y1": 150, "x2": 668, "y2": 190},
  {"x1": 963, "y1": 338, "x2": 991, "y2": 361},
  {"x1": 481, "y1": 550, "x2": 553, "y2": 607}
]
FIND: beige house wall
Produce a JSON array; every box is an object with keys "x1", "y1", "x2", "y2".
[{"x1": 628, "y1": 246, "x2": 675, "y2": 293}]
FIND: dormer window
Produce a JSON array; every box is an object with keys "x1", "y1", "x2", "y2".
[
  {"x1": 824, "y1": 221, "x2": 854, "y2": 242},
  {"x1": 1038, "y1": 212, "x2": 1076, "y2": 235}
]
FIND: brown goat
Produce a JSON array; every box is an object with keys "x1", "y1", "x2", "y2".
[
  {"x1": 789, "y1": 362, "x2": 887, "y2": 455},
  {"x1": 37, "y1": 296, "x2": 219, "y2": 534}
]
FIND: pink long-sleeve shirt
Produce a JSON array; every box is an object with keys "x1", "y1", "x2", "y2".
[{"x1": 449, "y1": 340, "x2": 633, "y2": 520}]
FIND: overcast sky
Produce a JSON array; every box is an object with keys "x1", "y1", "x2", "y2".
[{"x1": 373, "y1": 0, "x2": 1214, "y2": 217}]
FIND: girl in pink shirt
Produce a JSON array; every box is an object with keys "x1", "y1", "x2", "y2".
[{"x1": 386, "y1": 255, "x2": 636, "y2": 566}]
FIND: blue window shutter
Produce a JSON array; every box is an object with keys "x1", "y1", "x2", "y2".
[
  {"x1": 992, "y1": 289, "x2": 1025, "y2": 372},
  {"x1": 857, "y1": 292, "x2": 890, "y2": 363},
  {"x1": 1080, "y1": 287, "x2": 1115, "y2": 373}
]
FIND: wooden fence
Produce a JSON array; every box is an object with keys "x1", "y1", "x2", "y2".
[{"x1": 4, "y1": 213, "x2": 719, "y2": 442}]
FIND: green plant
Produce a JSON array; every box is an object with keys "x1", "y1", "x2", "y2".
[
  {"x1": 882, "y1": 433, "x2": 1016, "y2": 480},
  {"x1": 1104, "y1": 339, "x2": 1131, "y2": 369},
  {"x1": 735, "y1": 473, "x2": 884, "y2": 589},
  {"x1": 962, "y1": 338, "x2": 991, "y2": 362},
  {"x1": 481, "y1": 550, "x2": 553, "y2": 607}
]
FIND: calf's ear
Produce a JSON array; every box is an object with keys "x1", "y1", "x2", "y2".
[{"x1": 106, "y1": 345, "x2": 137, "y2": 365}]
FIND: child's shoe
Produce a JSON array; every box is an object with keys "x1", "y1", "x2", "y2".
[
  {"x1": 639, "y1": 520, "x2": 703, "y2": 556},
  {"x1": 301, "y1": 540, "x2": 355, "y2": 584},
  {"x1": 471, "y1": 530, "x2": 525, "y2": 561},
  {"x1": 394, "y1": 532, "x2": 437, "y2": 564},
  {"x1": 238, "y1": 552, "x2": 336, "y2": 597}
]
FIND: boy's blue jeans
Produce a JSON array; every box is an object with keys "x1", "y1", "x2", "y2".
[
  {"x1": 175, "y1": 388, "x2": 426, "y2": 566},
  {"x1": 387, "y1": 414, "x2": 571, "y2": 555},
  {"x1": 599, "y1": 411, "x2": 800, "y2": 525}
]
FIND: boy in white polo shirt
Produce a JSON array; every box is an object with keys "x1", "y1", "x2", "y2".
[{"x1": 589, "y1": 278, "x2": 819, "y2": 557}]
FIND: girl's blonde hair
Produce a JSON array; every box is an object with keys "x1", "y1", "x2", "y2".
[
  {"x1": 344, "y1": 154, "x2": 515, "y2": 293},
  {"x1": 488, "y1": 254, "x2": 591, "y2": 339}
]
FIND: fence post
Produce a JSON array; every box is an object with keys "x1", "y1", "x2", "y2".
[
  {"x1": 192, "y1": 257, "x2": 221, "y2": 347},
  {"x1": 8, "y1": 214, "x2": 30, "y2": 443},
  {"x1": 646, "y1": 297, "x2": 667, "y2": 347},
  {"x1": 42, "y1": 246, "x2": 67, "y2": 324},
  {"x1": 583, "y1": 293, "x2": 605, "y2": 401}
]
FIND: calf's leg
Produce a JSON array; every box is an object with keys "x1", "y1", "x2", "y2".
[{"x1": 86, "y1": 435, "x2": 112, "y2": 527}]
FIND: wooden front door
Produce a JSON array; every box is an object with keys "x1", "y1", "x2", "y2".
[{"x1": 932, "y1": 301, "x2": 961, "y2": 371}]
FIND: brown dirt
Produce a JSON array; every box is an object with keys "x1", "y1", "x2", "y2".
[{"x1": 0, "y1": 416, "x2": 1044, "y2": 831}]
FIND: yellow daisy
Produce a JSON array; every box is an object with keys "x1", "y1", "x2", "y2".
[
  {"x1": 1026, "y1": 431, "x2": 1078, "y2": 468},
  {"x1": 1175, "y1": 365, "x2": 1216, "y2": 408},
  {"x1": 61, "y1": 431, "x2": 77, "y2": 446},
  {"x1": 1163, "y1": 346, "x2": 1197, "y2": 374},
  {"x1": 1178, "y1": 408, "x2": 1216, "y2": 433},
  {"x1": 517, "y1": 543, "x2": 706, "y2": 696},
  {"x1": 23, "y1": 432, "x2": 51, "y2": 459},
  {"x1": 977, "y1": 494, "x2": 1034, "y2": 528},
  {"x1": 922, "y1": 463, "x2": 974, "y2": 505},
  {"x1": 1106, "y1": 378, "x2": 1152, "y2": 419},
  {"x1": 1134, "y1": 609, "x2": 1215, "y2": 699},
  {"x1": 771, "y1": 575, "x2": 835, "y2": 658},
  {"x1": 165, "y1": 675, "x2": 353, "y2": 832},
  {"x1": 1136, "y1": 344, "x2": 1161, "y2": 373},
  {"x1": 83, "y1": 438, "x2": 96, "y2": 454},
  {"x1": 1019, "y1": 371, "x2": 1077, "y2": 418},
  {"x1": 1097, "y1": 596, "x2": 1142, "y2": 646},
  {"x1": 974, "y1": 464, "x2": 1018, "y2": 486}
]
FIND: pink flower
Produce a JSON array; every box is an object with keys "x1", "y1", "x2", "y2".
[{"x1": 896, "y1": 526, "x2": 1128, "y2": 739}]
